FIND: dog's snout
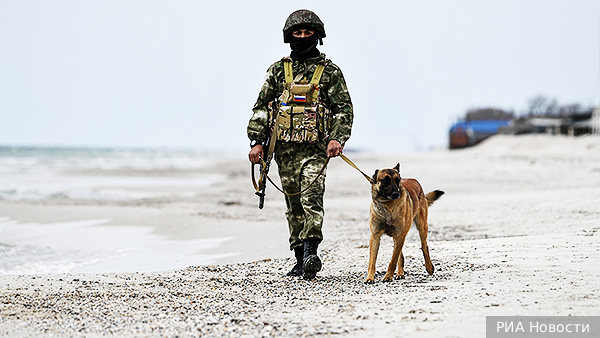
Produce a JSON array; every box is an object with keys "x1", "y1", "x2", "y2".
[{"x1": 391, "y1": 191, "x2": 400, "y2": 200}]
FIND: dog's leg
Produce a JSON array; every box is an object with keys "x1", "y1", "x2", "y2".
[
  {"x1": 366, "y1": 232, "x2": 382, "y2": 284},
  {"x1": 415, "y1": 211, "x2": 434, "y2": 275},
  {"x1": 384, "y1": 234, "x2": 406, "y2": 282},
  {"x1": 396, "y1": 251, "x2": 405, "y2": 280}
]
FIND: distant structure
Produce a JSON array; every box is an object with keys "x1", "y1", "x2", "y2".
[
  {"x1": 593, "y1": 107, "x2": 600, "y2": 136},
  {"x1": 505, "y1": 111, "x2": 595, "y2": 137},
  {"x1": 449, "y1": 106, "x2": 599, "y2": 149},
  {"x1": 449, "y1": 108, "x2": 512, "y2": 149}
]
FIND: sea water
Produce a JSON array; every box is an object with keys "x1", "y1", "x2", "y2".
[
  {"x1": 0, "y1": 217, "x2": 237, "y2": 275},
  {"x1": 0, "y1": 146, "x2": 241, "y2": 275},
  {"x1": 0, "y1": 146, "x2": 229, "y2": 201}
]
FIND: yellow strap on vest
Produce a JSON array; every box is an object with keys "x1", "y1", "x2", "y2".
[
  {"x1": 310, "y1": 62, "x2": 326, "y2": 85},
  {"x1": 283, "y1": 59, "x2": 294, "y2": 84},
  {"x1": 283, "y1": 58, "x2": 326, "y2": 85}
]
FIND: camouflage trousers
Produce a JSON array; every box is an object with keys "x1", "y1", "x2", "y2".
[{"x1": 275, "y1": 141, "x2": 328, "y2": 251}]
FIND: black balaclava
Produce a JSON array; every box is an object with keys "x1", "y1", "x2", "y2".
[{"x1": 289, "y1": 30, "x2": 321, "y2": 62}]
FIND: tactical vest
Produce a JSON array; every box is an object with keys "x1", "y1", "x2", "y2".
[{"x1": 272, "y1": 57, "x2": 331, "y2": 143}]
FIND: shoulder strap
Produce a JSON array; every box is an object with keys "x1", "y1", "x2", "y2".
[
  {"x1": 282, "y1": 58, "x2": 294, "y2": 85},
  {"x1": 309, "y1": 60, "x2": 328, "y2": 85},
  {"x1": 283, "y1": 58, "x2": 328, "y2": 85}
]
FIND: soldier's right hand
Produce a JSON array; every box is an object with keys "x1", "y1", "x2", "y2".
[{"x1": 249, "y1": 145, "x2": 264, "y2": 164}]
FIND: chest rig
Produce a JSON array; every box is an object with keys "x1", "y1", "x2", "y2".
[{"x1": 272, "y1": 57, "x2": 330, "y2": 143}]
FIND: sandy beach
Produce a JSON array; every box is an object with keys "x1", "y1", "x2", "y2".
[{"x1": 1, "y1": 134, "x2": 599, "y2": 337}]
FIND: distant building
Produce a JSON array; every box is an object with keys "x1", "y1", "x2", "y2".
[
  {"x1": 590, "y1": 107, "x2": 599, "y2": 135},
  {"x1": 449, "y1": 107, "x2": 599, "y2": 149},
  {"x1": 504, "y1": 117, "x2": 563, "y2": 135},
  {"x1": 504, "y1": 112, "x2": 595, "y2": 137},
  {"x1": 449, "y1": 120, "x2": 512, "y2": 149}
]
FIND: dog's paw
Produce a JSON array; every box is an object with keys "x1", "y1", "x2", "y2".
[
  {"x1": 382, "y1": 275, "x2": 394, "y2": 282},
  {"x1": 364, "y1": 279, "x2": 375, "y2": 284},
  {"x1": 394, "y1": 274, "x2": 405, "y2": 280}
]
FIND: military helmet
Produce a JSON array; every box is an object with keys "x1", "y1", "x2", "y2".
[{"x1": 283, "y1": 9, "x2": 326, "y2": 43}]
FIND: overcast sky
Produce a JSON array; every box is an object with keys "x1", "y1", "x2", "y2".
[{"x1": 1, "y1": 0, "x2": 599, "y2": 153}]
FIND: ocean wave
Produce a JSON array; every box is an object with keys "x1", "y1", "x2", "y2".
[{"x1": 0, "y1": 146, "x2": 232, "y2": 201}]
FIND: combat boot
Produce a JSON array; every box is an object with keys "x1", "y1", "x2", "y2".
[
  {"x1": 286, "y1": 245, "x2": 304, "y2": 277},
  {"x1": 302, "y1": 239, "x2": 322, "y2": 280}
]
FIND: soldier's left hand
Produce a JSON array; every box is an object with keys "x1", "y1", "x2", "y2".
[{"x1": 327, "y1": 140, "x2": 343, "y2": 158}]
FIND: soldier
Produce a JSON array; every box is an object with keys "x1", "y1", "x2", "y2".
[{"x1": 247, "y1": 9, "x2": 353, "y2": 280}]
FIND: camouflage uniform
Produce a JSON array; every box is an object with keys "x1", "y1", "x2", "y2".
[{"x1": 247, "y1": 53, "x2": 353, "y2": 250}]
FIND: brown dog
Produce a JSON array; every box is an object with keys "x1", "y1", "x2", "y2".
[{"x1": 365, "y1": 164, "x2": 444, "y2": 283}]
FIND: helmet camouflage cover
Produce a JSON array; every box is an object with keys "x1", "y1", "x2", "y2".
[{"x1": 283, "y1": 9, "x2": 326, "y2": 43}]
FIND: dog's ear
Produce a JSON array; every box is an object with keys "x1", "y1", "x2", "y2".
[
  {"x1": 372, "y1": 169, "x2": 379, "y2": 184},
  {"x1": 393, "y1": 163, "x2": 400, "y2": 172}
]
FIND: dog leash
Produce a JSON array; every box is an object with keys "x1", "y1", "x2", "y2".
[
  {"x1": 252, "y1": 157, "x2": 330, "y2": 197},
  {"x1": 251, "y1": 153, "x2": 373, "y2": 198},
  {"x1": 339, "y1": 153, "x2": 374, "y2": 184}
]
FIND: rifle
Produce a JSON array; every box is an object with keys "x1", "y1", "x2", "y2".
[
  {"x1": 255, "y1": 140, "x2": 270, "y2": 209},
  {"x1": 253, "y1": 98, "x2": 279, "y2": 209}
]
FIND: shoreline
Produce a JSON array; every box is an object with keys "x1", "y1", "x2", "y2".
[
  {"x1": 1, "y1": 135, "x2": 600, "y2": 337},
  {"x1": 0, "y1": 204, "x2": 293, "y2": 273}
]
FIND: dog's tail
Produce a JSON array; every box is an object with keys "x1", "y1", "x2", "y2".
[{"x1": 426, "y1": 190, "x2": 445, "y2": 207}]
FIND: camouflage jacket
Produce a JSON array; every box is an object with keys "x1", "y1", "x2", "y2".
[{"x1": 247, "y1": 53, "x2": 353, "y2": 146}]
